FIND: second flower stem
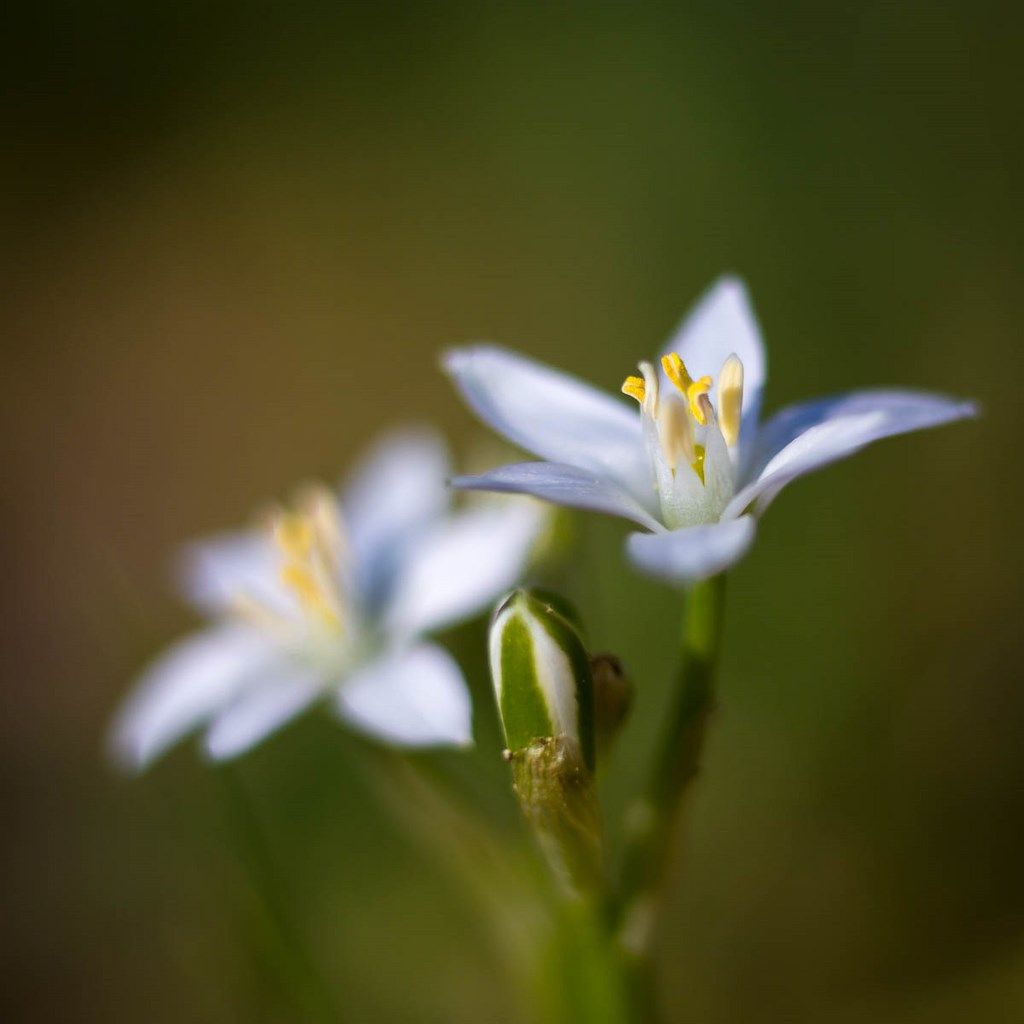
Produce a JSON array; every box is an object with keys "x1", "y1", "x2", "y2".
[{"x1": 613, "y1": 574, "x2": 727, "y2": 1009}]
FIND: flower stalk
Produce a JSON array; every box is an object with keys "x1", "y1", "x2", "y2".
[
  {"x1": 508, "y1": 737, "x2": 605, "y2": 899},
  {"x1": 615, "y1": 574, "x2": 727, "y2": 963},
  {"x1": 215, "y1": 765, "x2": 340, "y2": 1023}
]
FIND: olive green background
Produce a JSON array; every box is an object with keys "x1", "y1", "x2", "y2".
[{"x1": 3, "y1": 3, "x2": 1021, "y2": 1021}]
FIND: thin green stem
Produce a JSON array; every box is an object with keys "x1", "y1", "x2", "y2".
[
  {"x1": 349, "y1": 743, "x2": 636, "y2": 1024},
  {"x1": 612, "y1": 574, "x2": 728, "y2": 1016},
  {"x1": 216, "y1": 765, "x2": 340, "y2": 1023}
]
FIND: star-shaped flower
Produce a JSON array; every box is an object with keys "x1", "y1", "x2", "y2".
[
  {"x1": 444, "y1": 278, "x2": 975, "y2": 583},
  {"x1": 110, "y1": 429, "x2": 547, "y2": 769}
]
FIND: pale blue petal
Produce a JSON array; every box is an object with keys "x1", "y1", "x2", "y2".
[
  {"x1": 727, "y1": 389, "x2": 978, "y2": 519},
  {"x1": 443, "y1": 345, "x2": 650, "y2": 500},
  {"x1": 109, "y1": 625, "x2": 277, "y2": 771},
  {"x1": 384, "y1": 499, "x2": 547, "y2": 640},
  {"x1": 451, "y1": 462, "x2": 664, "y2": 532},
  {"x1": 662, "y1": 277, "x2": 767, "y2": 448},
  {"x1": 626, "y1": 517, "x2": 757, "y2": 584},
  {"x1": 203, "y1": 669, "x2": 323, "y2": 761},
  {"x1": 341, "y1": 428, "x2": 451, "y2": 608},
  {"x1": 336, "y1": 643, "x2": 472, "y2": 747},
  {"x1": 178, "y1": 531, "x2": 290, "y2": 618}
]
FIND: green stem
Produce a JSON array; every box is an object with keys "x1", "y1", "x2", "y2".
[
  {"x1": 216, "y1": 765, "x2": 340, "y2": 1023},
  {"x1": 613, "y1": 574, "x2": 728, "y2": 1016},
  {"x1": 350, "y1": 744, "x2": 635, "y2": 1024}
]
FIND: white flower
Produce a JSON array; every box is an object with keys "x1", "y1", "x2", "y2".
[
  {"x1": 444, "y1": 277, "x2": 976, "y2": 584},
  {"x1": 110, "y1": 429, "x2": 548, "y2": 770}
]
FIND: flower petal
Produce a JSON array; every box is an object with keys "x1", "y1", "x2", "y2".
[
  {"x1": 443, "y1": 345, "x2": 650, "y2": 499},
  {"x1": 336, "y1": 643, "x2": 472, "y2": 747},
  {"x1": 626, "y1": 517, "x2": 757, "y2": 584},
  {"x1": 341, "y1": 428, "x2": 451, "y2": 607},
  {"x1": 178, "y1": 531, "x2": 289, "y2": 618},
  {"x1": 451, "y1": 462, "x2": 664, "y2": 532},
  {"x1": 726, "y1": 389, "x2": 978, "y2": 519},
  {"x1": 662, "y1": 277, "x2": 767, "y2": 448},
  {"x1": 203, "y1": 669, "x2": 323, "y2": 761},
  {"x1": 109, "y1": 625, "x2": 276, "y2": 771},
  {"x1": 384, "y1": 498, "x2": 548, "y2": 639}
]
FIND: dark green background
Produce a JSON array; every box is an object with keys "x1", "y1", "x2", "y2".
[{"x1": 3, "y1": 3, "x2": 1020, "y2": 1021}]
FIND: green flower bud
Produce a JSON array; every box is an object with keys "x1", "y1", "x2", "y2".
[
  {"x1": 490, "y1": 589, "x2": 603, "y2": 897},
  {"x1": 489, "y1": 590, "x2": 595, "y2": 770},
  {"x1": 522, "y1": 587, "x2": 586, "y2": 634}
]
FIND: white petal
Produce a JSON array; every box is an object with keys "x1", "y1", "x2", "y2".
[
  {"x1": 626, "y1": 517, "x2": 757, "y2": 584},
  {"x1": 203, "y1": 669, "x2": 323, "y2": 761},
  {"x1": 443, "y1": 345, "x2": 650, "y2": 500},
  {"x1": 384, "y1": 499, "x2": 548, "y2": 639},
  {"x1": 336, "y1": 643, "x2": 472, "y2": 747},
  {"x1": 662, "y1": 277, "x2": 767, "y2": 449},
  {"x1": 109, "y1": 625, "x2": 276, "y2": 771},
  {"x1": 701, "y1": 420, "x2": 737, "y2": 518},
  {"x1": 451, "y1": 462, "x2": 664, "y2": 532},
  {"x1": 726, "y1": 389, "x2": 978, "y2": 519},
  {"x1": 341, "y1": 428, "x2": 451, "y2": 605},
  {"x1": 178, "y1": 531, "x2": 290, "y2": 617}
]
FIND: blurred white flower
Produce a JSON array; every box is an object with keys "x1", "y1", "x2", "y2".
[
  {"x1": 110, "y1": 429, "x2": 548, "y2": 769},
  {"x1": 445, "y1": 277, "x2": 976, "y2": 584}
]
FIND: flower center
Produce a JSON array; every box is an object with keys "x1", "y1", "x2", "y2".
[
  {"x1": 622, "y1": 352, "x2": 744, "y2": 476},
  {"x1": 229, "y1": 484, "x2": 356, "y2": 650},
  {"x1": 621, "y1": 352, "x2": 745, "y2": 528},
  {"x1": 271, "y1": 484, "x2": 350, "y2": 634}
]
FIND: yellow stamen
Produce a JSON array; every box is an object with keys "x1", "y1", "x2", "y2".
[
  {"x1": 279, "y1": 563, "x2": 340, "y2": 627},
  {"x1": 280, "y1": 563, "x2": 319, "y2": 604},
  {"x1": 268, "y1": 494, "x2": 347, "y2": 633},
  {"x1": 657, "y1": 400, "x2": 695, "y2": 471},
  {"x1": 688, "y1": 379, "x2": 713, "y2": 424},
  {"x1": 296, "y1": 483, "x2": 345, "y2": 574},
  {"x1": 717, "y1": 354, "x2": 744, "y2": 446},
  {"x1": 621, "y1": 375, "x2": 646, "y2": 404},
  {"x1": 274, "y1": 514, "x2": 314, "y2": 558},
  {"x1": 661, "y1": 352, "x2": 694, "y2": 393},
  {"x1": 696, "y1": 392, "x2": 715, "y2": 426},
  {"x1": 661, "y1": 353, "x2": 712, "y2": 423}
]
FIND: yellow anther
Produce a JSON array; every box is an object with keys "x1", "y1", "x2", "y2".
[
  {"x1": 274, "y1": 514, "x2": 314, "y2": 558},
  {"x1": 661, "y1": 352, "x2": 694, "y2": 393},
  {"x1": 622, "y1": 375, "x2": 646, "y2": 404},
  {"x1": 266, "y1": 491, "x2": 348, "y2": 634},
  {"x1": 280, "y1": 563, "x2": 319, "y2": 603},
  {"x1": 280, "y1": 563, "x2": 339, "y2": 627},
  {"x1": 661, "y1": 353, "x2": 712, "y2": 423},
  {"x1": 688, "y1": 379, "x2": 713, "y2": 424},
  {"x1": 296, "y1": 483, "x2": 345, "y2": 571},
  {"x1": 717, "y1": 354, "x2": 744, "y2": 446}
]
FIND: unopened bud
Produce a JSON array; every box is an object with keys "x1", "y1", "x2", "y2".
[
  {"x1": 489, "y1": 590, "x2": 595, "y2": 770},
  {"x1": 489, "y1": 590, "x2": 602, "y2": 896}
]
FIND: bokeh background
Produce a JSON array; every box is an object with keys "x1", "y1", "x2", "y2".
[{"x1": 3, "y1": 3, "x2": 1021, "y2": 1021}]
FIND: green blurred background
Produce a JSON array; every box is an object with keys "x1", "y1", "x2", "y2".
[{"x1": 3, "y1": 3, "x2": 1021, "y2": 1021}]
